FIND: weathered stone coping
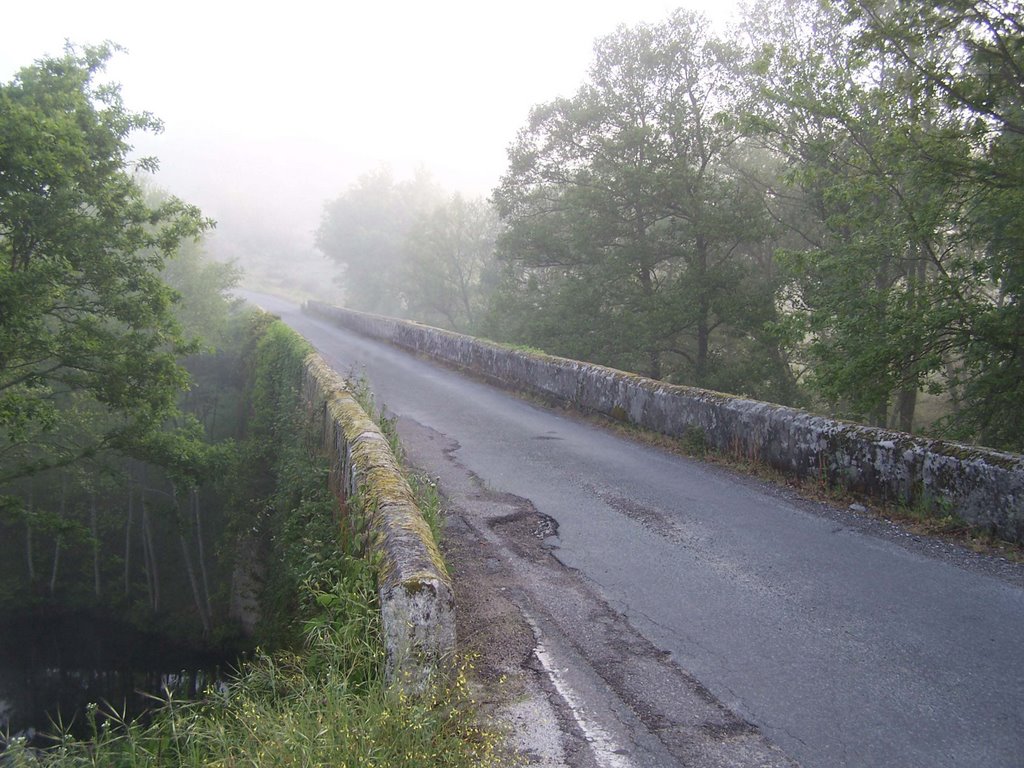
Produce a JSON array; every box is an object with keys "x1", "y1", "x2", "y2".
[
  {"x1": 301, "y1": 352, "x2": 455, "y2": 685},
  {"x1": 305, "y1": 300, "x2": 1024, "y2": 544}
]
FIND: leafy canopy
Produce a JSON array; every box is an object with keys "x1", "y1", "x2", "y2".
[
  {"x1": 0, "y1": 42, "x2": 212, "y2": 480},
  {"x1": 491, "y1": 11, "x2": 790, "y2": 398}
]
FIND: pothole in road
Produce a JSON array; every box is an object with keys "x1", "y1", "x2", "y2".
[
  {"x1": 491, "y1": 507, "x2": 559, "y2": 542},
  {"x1": 400, "y1": 415, "x2": 798, "y2": 767}
]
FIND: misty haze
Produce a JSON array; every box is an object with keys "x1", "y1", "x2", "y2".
[{"x1": 2, "y1": 1, "x2": 1023, "y2": 766}]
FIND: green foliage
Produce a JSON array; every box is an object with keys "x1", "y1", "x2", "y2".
[
  {"x1": 0, "y1": 312, "x2": 250, "y2": 636},
  {"x1": 0, "y1": 590, "x2": 508, "y2": 767},
  {"x1": 407, "y1": 473, "x2": 446, "y2": 544},
  {"x1": 403, "y1": 194, "x2": 502, "y2": 332},
  {"x1": 0, "y1": 37, "x2": 241, "y2": 624},
  {"x1": 475, "y1": 0, "x2": 1023, "y2": 449},
  {"x1": 842, "y1": 0, "x2": 1024, "y2": 449},
  {"x1": 0, "y1": 46, "x2": 238, "y2": 637},
  {"x1": 316, "y1": 168, "x2": 443, "y2": 315},
  {"x1": 347, "y1": 374, "x2": 447, "y2": 545},
  {"x1": 156, "y1": 196, "x2": 241, "y2": 347},
  {"x1": 349, "y1": 374, "x2": 403, "y2": 461},
  {"x1": 731, "y1": 0, "x2": 1024, "y2": 448},
  {"x1": 680, "y1": 425, "x2": 708, "y2": 457},
  {"x1": 743, "y1": 0, "x2": 962, "y2": 429},
  {"x1": 0, "y1": 43, "x2": 213, "y2": 480},
  {"x1": 1, "y1": 318, "x2": 511, "y2": 768},
  {"x1": 221, "y1": 317, "x2": 318, "y2": 645},
  {"x1": 317, "y1": 171, "x2": 501, "y2": 334},
  {"x1": 489, "y1": 10, "x2": 795, "y2": 401}
]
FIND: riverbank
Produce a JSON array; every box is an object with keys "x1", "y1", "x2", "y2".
[{"x1": 0, "y1": 318, "x2": 514, "y2": 767}]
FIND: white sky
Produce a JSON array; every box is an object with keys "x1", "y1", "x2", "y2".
[{"x1": 2, "y1": 0, "x2": 740, "y2": 253}]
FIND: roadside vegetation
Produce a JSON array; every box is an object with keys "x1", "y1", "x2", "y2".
[
  {"x1": 0, "y1": 42, "x2": 245, "y2": 642},
  {"x1": 588, "y1": 408, "x2": 1024, "y2": 561}
]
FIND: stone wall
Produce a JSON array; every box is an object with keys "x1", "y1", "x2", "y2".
[
  {"x1": 301, "y1": 352, "x2": 455, "y2": 685},
  {"x1": 306, "y1": 300, "x2": 1024, "y2": 544}
]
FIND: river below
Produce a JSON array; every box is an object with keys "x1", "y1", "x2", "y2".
[{"x1": 0, "y1": 608, "x2": 239, "y2": 746}]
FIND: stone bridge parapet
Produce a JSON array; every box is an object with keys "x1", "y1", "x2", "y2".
[{"x1": 306, "y1": 300, "x2": 1024, "y2": 545}]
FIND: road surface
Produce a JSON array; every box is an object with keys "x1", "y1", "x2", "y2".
[{"x1": 250, "y1": 293, "x2": 1024, "y2": 768}]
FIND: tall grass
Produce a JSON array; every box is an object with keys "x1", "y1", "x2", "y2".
[
  {"x1": 2, "y1": 573, "x2": 505, "y2": 766},
  {"x1": 348, "y1": 375, "x2": 446, "y2": 542}
]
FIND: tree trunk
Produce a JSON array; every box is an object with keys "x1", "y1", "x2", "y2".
[
  {"x1": 26, "y1": 525, "x2": 34, "y2": 583},
  {"x1": 638, "y1": 263, "x2": 662, "y2": 380},
  {"x1": 872, "y1": 260, "x2": 892, "y2": 428},
  {"x1": 872, "y1": 400, "x2": 890, "y2": 429},
  {"x1": 457, "y1": 261, "x2": 475, "y2": 331},
  {"x1": 90, "y1": 492, "x2": 101, "y2": 598},
  {"x1": 179, "y1": 529, "x2": 212, "y2": 639},
  {"x1": 192, "y1": 488, "x2": 213, "y2": 621},
  {"x1": 696, "y1": 316, "x2": 710, "y2": 385},
  {"x1": 944, "y1": 359, "x2": 962, "y2": 415},
  {"x1": 141, "y1": 499, "x2": 160, "y2": 612},
  {"x1": 50, "y1": 476, "x2": 66, "y2": 596},
  {"x1": 25, "y1": 485, "x2": 35, "y2": 584},
  {"x1": 695, "y1": 236, "x2": 710, "y2": 385},
  {"x1": 895, "y1": 388, "x2": 918, "y2": 433},
  {"x1": 173, "y1": 484, "x2": 211, "y2": 638},
  {"x1": 124, "y1": 469, "x2": 134, "y2": 596},
  {"x1": 208, "y1": 395, "x2": 219, "y2": 437},
  {"x1": 893, "y1": 246, "x2": 929, "y2": 433},
  {"x1": 49, "y1": 535, "x2": 61, "y2": 596}
]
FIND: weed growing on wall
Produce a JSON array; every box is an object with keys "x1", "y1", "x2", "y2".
[
  {"x1": 349, "y1": 373, "x2": 404, "y2": 461},
  {"x1": 347, "y1": 374, "x2": 446, "y2": 545},
  {"x1": 408, "y1": 473, "x2": 445, "y2": 544}
]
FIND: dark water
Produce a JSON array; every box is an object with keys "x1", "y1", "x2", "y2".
[{"x1": 0, "y1": 609, "x2": 238, "y2": 745}]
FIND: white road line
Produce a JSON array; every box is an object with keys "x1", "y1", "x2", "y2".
[{"x1": 526, "y1": 617, "x2": 639, "y2": 768}]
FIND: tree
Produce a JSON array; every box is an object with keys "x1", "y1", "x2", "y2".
[
  {"x1": 0, "y1": 45, "x2": 266, "y2": 638},
  {"x1": 741, "y1": 0, "x2": 1024, "y2": 447},
  {"x1": 316, "y1": 168, "x2": 441, "y2": 315},
  {"x1": 154, "y1": 187, "x2": 241, "y2": 346},
  {"x1": 402, "y1": 194, "x2": 500, "y2": 332},
  {"x1": 741, "y1": 0, "x2": 973, "y2": 430},
  {"x1": 491, "y1": 11, "x2": 789, "y2": 397},
  {"x1": 0, "y1": 43, "x2": 212, "y2": 481},
  {"x1": 843, "y1": 0, "x2": 1024, "y2": 447}
]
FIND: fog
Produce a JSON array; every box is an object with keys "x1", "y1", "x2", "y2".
[{"x1": 2, "y1": 0, "x2": 738, "y2": 296}]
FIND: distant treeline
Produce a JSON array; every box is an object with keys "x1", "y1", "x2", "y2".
[{"x1": 316, "y1": 0, "x2": 1024, "y2": 453}]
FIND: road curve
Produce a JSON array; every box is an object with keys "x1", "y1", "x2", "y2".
[{"x1": 251, "y1": 293, "x2": 1024, "y2": 768}]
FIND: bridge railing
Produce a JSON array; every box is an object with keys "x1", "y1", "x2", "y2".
[
  {"x1": 302, "y1": 352, "x2": 455, "y2": 687},
  {"x1": 306, "y1": 300, "x2": 1024, "y2": 545}
]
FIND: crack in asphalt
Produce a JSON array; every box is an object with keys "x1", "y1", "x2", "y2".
[{"x1": 397, "y1": 415, "x2": 797, "y2": 767}]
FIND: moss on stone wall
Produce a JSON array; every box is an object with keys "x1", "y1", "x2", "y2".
[{"x1": 297, "y1": 343, "x2": 455, "y2": 683}]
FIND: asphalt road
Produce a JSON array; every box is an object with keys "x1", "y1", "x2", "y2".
[{"x1": 251, "y1": 293, "x2": 1024, "y2": 768}]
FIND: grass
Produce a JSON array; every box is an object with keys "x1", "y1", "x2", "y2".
[
  {"x1": 1, "y1": 577, "x2": 507, "y2": 767},
  {"x1": 493, "y1": 342, "x2": 548, "y2": 356},
  {"x1": 348, "y1": 373, "x2": 403, "y2": 459},
  {"x1": 347, "y1": 373, "x2": 446, "y2": 544},
  {"x1": 408, "y1": 472, "x2": 445, "y2": 544}
]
